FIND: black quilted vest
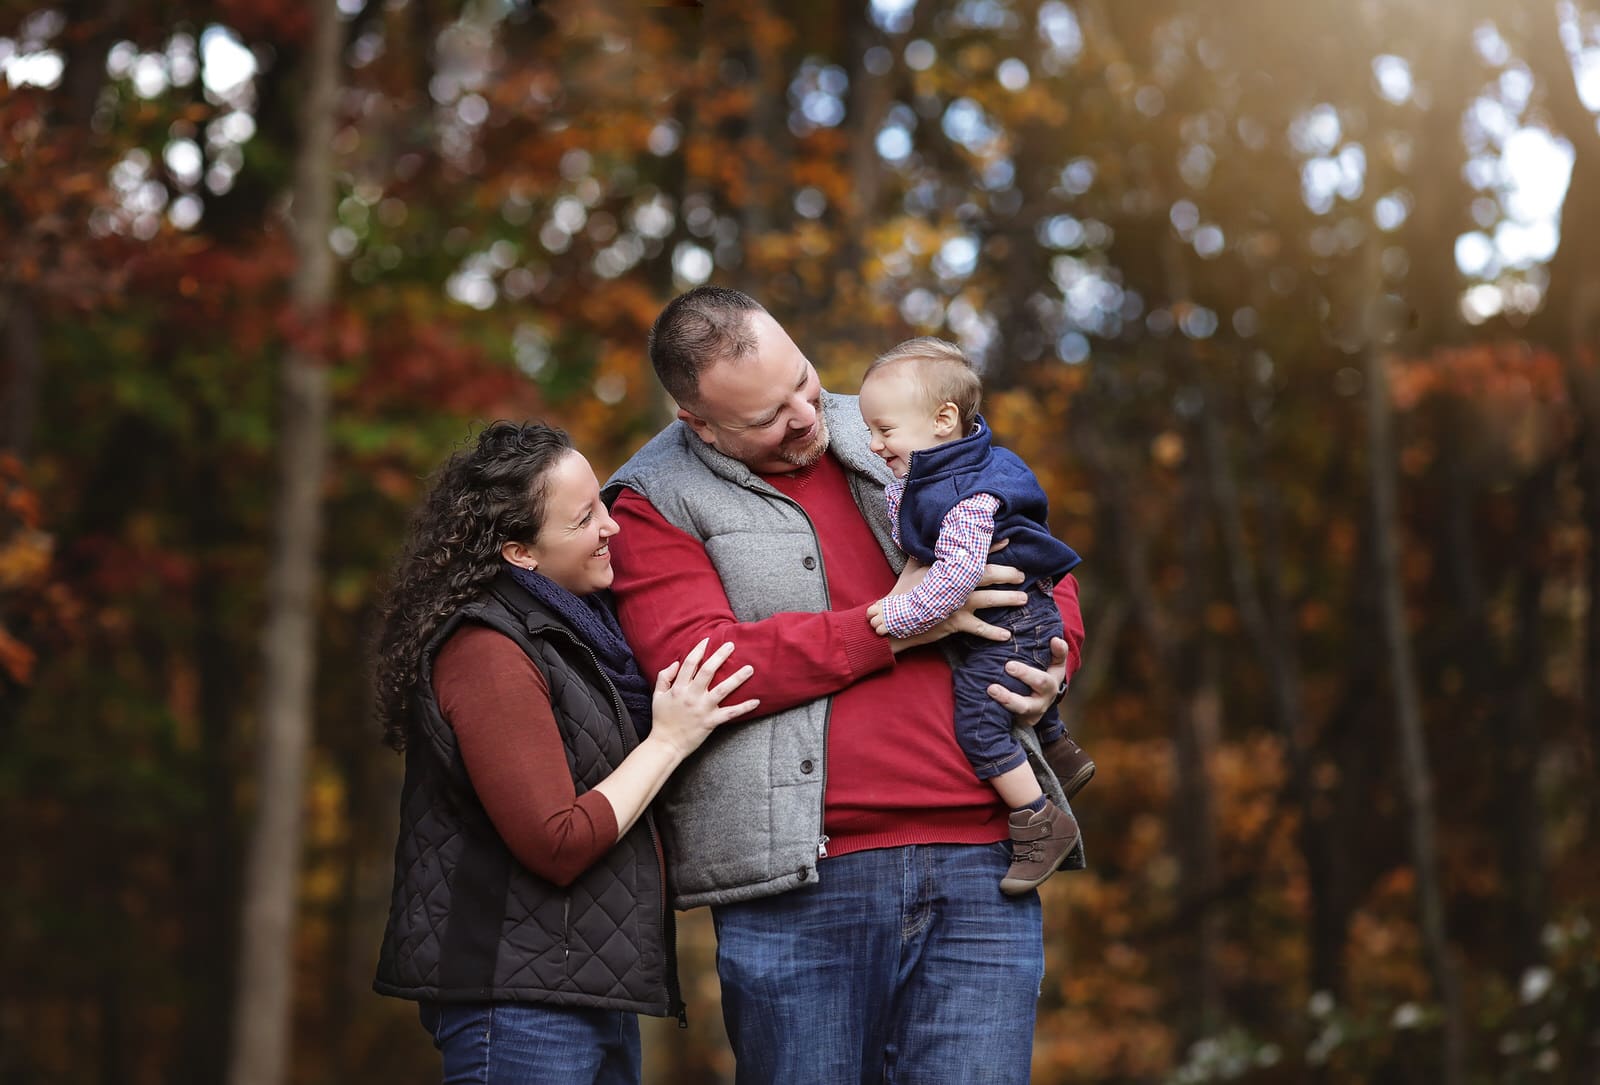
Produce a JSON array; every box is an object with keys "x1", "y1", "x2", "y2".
[{"x1": 372, "y1": 574, "x2": 679, "y2": 1017}]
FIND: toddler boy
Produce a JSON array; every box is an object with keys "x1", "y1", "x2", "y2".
[{"x1": 860, "y1": 337, "x2": 1094, "y2": 893}]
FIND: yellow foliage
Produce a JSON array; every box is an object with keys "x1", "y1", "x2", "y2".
[
  {"x1": 1150, "y1": 430, "x2": 1186, "y2": 468},
  {"x1": 0, "y1": 528, "x2": 52, "y2": 590}
]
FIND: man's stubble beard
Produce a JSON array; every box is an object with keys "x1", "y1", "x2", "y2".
[{"x1": 777, "y1": 416, "x2": 831, "y2": 468}]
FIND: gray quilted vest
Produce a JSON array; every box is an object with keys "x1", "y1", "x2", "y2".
[
  {"x1": 605, "y1": 392, "x2": 1079, "y2": 911},
  {"x1": 373, "y1": 573, "x2": 678, "y2": 1016}
]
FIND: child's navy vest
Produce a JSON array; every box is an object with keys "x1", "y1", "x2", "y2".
[{"x1": 897, "y1": 415, "x2": 1081, "y2": 587}]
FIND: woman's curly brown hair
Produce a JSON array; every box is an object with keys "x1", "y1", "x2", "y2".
[{"x1": 372, "y1": 421, "x2": 573, "y2": 751}]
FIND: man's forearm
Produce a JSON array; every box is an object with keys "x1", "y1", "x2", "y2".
[{"x1": 608, "y1": 489, "x2": 895, "y2": 713}]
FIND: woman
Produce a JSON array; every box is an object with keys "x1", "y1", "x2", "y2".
[{"x1": 371, "y1": 421, "x2": 757, "y2": 1084}]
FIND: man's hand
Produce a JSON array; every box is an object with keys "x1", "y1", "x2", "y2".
[
  {"x1": 887, "y1": 563, "x2": 1030, "y2": 654},
  {"x1": 987, "y1": 637, "x2": 1070, "y2": 727}
]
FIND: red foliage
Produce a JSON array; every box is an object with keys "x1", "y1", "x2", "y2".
[
  {"x1": 215, "y1": 0, "x2": 312, "y2": 44},
  {"x1": 1389, "y1": 342, "x2": 1574, "y2": 469}
]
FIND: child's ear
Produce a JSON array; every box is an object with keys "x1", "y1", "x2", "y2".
[{"x1": 933, "y1": 401, "x2": 962, "y2": 437}]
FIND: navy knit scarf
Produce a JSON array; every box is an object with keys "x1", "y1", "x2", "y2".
[{"x1": 504, "y1": 563, "x2": 653, "y2": 739}]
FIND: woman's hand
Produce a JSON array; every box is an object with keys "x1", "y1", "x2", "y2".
[
  {"x1": 593, "y1": 639, "x2": 757, "y2": 840},
  {"x1": 648, "y1": 638, "x2": 759, "y2": 758}
]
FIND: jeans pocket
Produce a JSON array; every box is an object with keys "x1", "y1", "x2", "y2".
[{"x1": 425, "y1": 1002, "x2": 493, "y2": 1050}]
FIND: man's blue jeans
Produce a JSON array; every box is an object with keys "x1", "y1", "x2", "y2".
[
  {"x1": 418, "y1": 1000, "x2": 641, "y2": 1084},
  {"x1": 711, "y1": 842, "x2": 1045, "y2": 1084}
]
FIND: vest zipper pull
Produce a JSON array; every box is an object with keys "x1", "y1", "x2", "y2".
[
  {"x1": 818, "y1": 835, "x2": 830, "y2": 858},
  {"x1": 677, "y1": 1005, "x2": 689, "y2": 1030}
]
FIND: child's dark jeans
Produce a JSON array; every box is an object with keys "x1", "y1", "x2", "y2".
[{"x1": 952, "y1": 578, "x2": 1065, "y2": 780}]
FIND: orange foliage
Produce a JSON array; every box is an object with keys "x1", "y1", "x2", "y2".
[
  {"x1": 0, "y1": 626, "x2": 36, "y2": 685},
  {"x1": 1389, "y1": 342, "x2": 1573, "y2": 470},
  {"x1": 0, "y1": 455, "x2": 57, "y2": 684}
]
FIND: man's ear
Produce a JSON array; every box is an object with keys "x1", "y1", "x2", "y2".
[
  {"x1": 501, "y1": 540, "x2": 538, "y2": 570},
  {"x1": 677, "y1": 406, "x2": 718, "y2": 445},
  {"x1": 932, "y1": 401, "x2": 962, "y2": 437}
]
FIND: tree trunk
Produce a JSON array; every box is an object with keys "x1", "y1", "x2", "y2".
[
  {"x1": 1364, "y1": 275, "x2": 1467, "y2": 1085},
  {"x1": 1174, "y1": 433, "x2": 1223, "y2": 1036},
  {"x1": 225, "y1": 6, "x2": 342, "y2": 1085},
  {"x1": 836, "y1": 0, "x2": 892, "y2": 312},
  {"x1": 1058, "y1": 596, "x2": 1125, "y2": 729},
  {"x1": 1077, "y1": 406, "x2": 1221, "y2": 1041},
  {"x1": 0, "y1": 293, "x2": 41, "y2": 457},
  {"x1": 1528, "y1": 1, "x2": 1600, "y2": 793},
  {"x1": 983, "y1": 0, "x2": 1054, "y2": 385},
  {"x1": 1497, "y1": 464, "x2": 1555, "y2": 975},
  {"x1": 177, "y1": 447, "x2": 241, "y2": 1084},
  {"x1": 1205, "y1": 380, "x2": 1354, "y2": 1002},
  {"x1": 1, "y1": 0, "x2": 124, "y2": 457},
  {"x1": 733, "y1": 0, "x2": 791, "y2": 299}
]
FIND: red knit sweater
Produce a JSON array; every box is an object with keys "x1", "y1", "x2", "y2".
[{"x1": 608, "y1": 449, "x2": 1084, "y2": 858}]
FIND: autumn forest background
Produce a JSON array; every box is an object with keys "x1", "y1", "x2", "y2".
[{"x1": 3, "y1": 0, "x2": 1600, "y2": 1082}]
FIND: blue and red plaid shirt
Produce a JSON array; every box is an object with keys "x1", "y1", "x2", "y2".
[{"x1": 881, "y1": 479, "x2": 1000, "y2": 636}]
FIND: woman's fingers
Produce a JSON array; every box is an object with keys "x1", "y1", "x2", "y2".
[
  {"x1": 698, "y1": 641, "x2": 738, "y2": 682},
  {"x1": 708, "y1": 663, "x2": 755, "y2": 701},
  {"x1": 660, "y1": 643, "x2": 754, "y2": 726},
  {"x1": 714, "y1": 698, "x2": 761, "y2": 723},
  {"x1": 671, "y1": 637, "x2": 710, "y2": 685}
]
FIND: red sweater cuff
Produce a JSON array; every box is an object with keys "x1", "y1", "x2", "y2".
[{"x1": 839, "y1": 603, "x2": 895, "y2": 676}]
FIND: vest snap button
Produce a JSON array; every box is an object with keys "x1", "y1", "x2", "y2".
[
  {"x1": 800, "y1": 759, "x2": 814, "y2": 774},
  {"x1": 802, "y1": 556, "x2": 816, "y2": 570}
]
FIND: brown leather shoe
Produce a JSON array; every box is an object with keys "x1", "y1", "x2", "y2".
[
  {"x1": 1000, "y1": 800, "x2": 1080, "y2": 895},
  {"x1": 1042, "y1": 733, "x2": 1096, "y2": 800}
]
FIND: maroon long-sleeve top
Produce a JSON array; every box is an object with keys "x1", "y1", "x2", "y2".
[{"x1": 431, "y1": 625, "x2": 620, "y2": 887}]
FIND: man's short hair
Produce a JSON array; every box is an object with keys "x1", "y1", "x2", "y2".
[
  {"x1": 864, "y1": 337, "x2": 983, "y2": 432},
  {"x1": 648, "y1": 286, "x2": 766, "y2": 406}
]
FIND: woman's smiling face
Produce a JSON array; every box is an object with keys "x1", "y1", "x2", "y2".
[{"x1": 504, "y1": 449, "x2": 618, "y2": 595}]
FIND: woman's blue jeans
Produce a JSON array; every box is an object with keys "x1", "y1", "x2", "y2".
[
  {"x1": 711, "y1": 842, "x2": 1046, "y2": 1084},
  {"x1": 418, "y1": 1001, "x2": 641, "y2": 1084}
]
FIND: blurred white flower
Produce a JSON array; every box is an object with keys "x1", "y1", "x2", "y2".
[
  {"x1": 1520, "y1": 965, "x2": 1554, "y2": 1005},
  {"x1": 1391, "y1": 1003, "x2": 1423, "y2": 1029}
]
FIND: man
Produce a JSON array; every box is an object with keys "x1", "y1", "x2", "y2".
[{"x1": 604, "y1": 286, "x2": 1085, "y2": 1083}]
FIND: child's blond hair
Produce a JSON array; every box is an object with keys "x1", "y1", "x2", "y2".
[{"x1": 863, "y1": 337, "x2": 982, "y2": 432}]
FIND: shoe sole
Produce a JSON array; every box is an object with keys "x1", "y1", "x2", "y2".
[
  {"x1": 999, "y1": 830, "x2": 1080, "y2": 896},
  {"x1": 1060, "y1": 761, "x2": 1096, "y2": 801}
]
